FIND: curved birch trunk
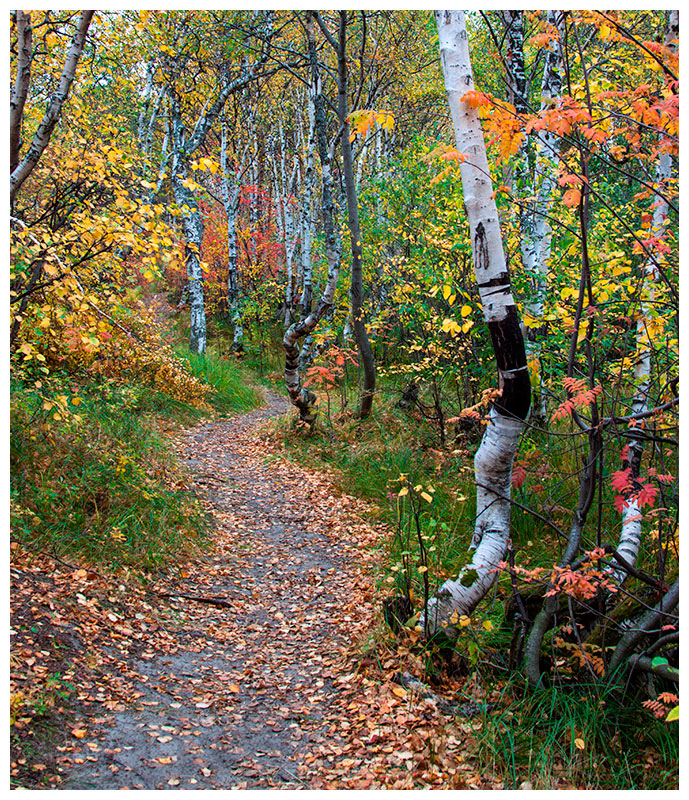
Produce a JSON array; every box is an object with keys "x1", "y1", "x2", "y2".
[
  {"x1": 10, "y1": 10, "x2": 94, "y2": 208},
  {"x1": 284, "y1": 12, "x2": 342, "y2": 421},
  {"x1": 610, "y1": 9, "x2": 678, "y2": 587},
  {"x1": 421, "y1": 10, "x2": 531, "y2": 639}
]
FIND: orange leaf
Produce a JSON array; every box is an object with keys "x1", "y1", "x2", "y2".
[{"x1": 563, "y1": 188, "x2": 582, "y2": 207}]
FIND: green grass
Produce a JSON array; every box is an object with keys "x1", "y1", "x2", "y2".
[
  {"x1": 474, "y1": 679, "x2": 679, "y2": 789},
  {"x1": 176, "y1": 343, "x2": 262, "y2": 414},
  {"x1": 11, "y1": 343, "x2": 263, "y2": 570}
]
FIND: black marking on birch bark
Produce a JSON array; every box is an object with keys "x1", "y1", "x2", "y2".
[
  {"x1": 473, "y1": 222, "x2": 489, "y2": 272},
  {"x1": 487, "y1": 306, "x2": 531, "y2": 420},
  {"x1": 477, "y1": 272, "x2": 510, "y2": 289}
]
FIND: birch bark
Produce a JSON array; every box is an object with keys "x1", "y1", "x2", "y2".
[
  {"x1": 522, "y1": 11, "x2": 564, "y2": 422},
  {"x1": 283, "y1": 11, "x2": 342, "y2": 421},
  {"x1": 10, "y1": 11, "x2": 33, "y2": 176},
  {"x1": 299, "y1": 87, "x2": 317, "y2": 317},
  {"x1": 610, "y1": 9, "x2": 678, "y2": 586},
  {"x1": 421, "y1": 10, "x2": 531, "y2": 638},
  {"x1": 10, "y1": 10, "x2": 94, "y2": 208},
  {"x1": 220, "y1": 113, "x2": 246, "y2": 349}
]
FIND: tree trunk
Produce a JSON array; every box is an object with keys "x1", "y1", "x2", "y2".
[
  {"x1": 220, "y1": 114, "x2": 245, "y2": 349},
  {"x1": 521, "y1": 10, "x2": 564, "y2": 422},
  {"x1": 283, "y1": 11, "x2": 342, "y2": 421},
  {"x1": 338, "y1": 11, "x2": 376, "y2": 419},
  {"x1": 10, "y1": 10, "x2": 94, "y2": 208},
  {"x1": 10, "y1": 11, "x2": 33, "y2": 176},
  {"x1": 299, "y1": 87, "x2": 317, "y2": 317},
  {"x1": 611, "y1": 9, "x2": 677, "y2": 586},
  {"x1": 421, "y1": 10, "x2": 531, "y2": 639}
]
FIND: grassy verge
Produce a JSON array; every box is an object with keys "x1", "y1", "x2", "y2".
[{"x1": 11, "y1": 346, "x2": 262, "y2": 571}]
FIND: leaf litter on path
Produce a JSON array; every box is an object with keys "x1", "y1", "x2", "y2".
[{"x1": 11, "y1": 392, "x2": 487, "y2": 789}]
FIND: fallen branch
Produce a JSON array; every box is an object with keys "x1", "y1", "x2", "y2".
[
  {"x1": 393, "y1": 671, "x2": 495, "y2": 718},
  {"x1": 156, "y1": 591, "x2": 234, "y2": 609}
]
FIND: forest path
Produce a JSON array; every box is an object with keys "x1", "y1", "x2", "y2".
[{"x1": 58, "y1": 390, "x2": 474, "y2": 789}]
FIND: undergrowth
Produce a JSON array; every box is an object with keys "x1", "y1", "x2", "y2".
[
  {"x1": 11, "y1": 343, "x2": 261, "y2": 571},
  {"x1": 270, "y1": 370, "x2": 679, "y2": 791},
  {"x1": 475, "y1": 680, "x2": 679, "y2": 789}
]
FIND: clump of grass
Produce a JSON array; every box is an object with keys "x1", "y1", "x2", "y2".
[
  {"x1": 474, "y1": 679, "x2": 679, "y2": 789},
  {"x1": 11, "y1": 374, "x2": 210, "y2": 570},
  {"x1": 176, "y1": 344, "x2": 262, "y2": 414}
]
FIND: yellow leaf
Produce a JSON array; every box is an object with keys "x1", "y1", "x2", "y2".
[
  {"x1": 398, "y1": 487, "x2": 409, "y2": 497},
  {"x1": 157, "y1": 756, "x2": 173, "y2": 764},
  {"x1": 418, "y1": 565, "x2": 428, "y2": 573},
  {"x1": 391, "y1": 686, "x2": 407, "y2": 698},
  {"x1": 421, "y1": 492, "x2": 433, "y2": 503},
  {"x1": 482, "y1": 620, "x2": 494, "y2": 631},
  {"x1": 461, "y1": 304, "x2": 472, "y2": 317},
  {"x1": 459, "y1": 615, "x2": 472, "y2": 627},
  {"x1": 442, "y1": 285, "x2": 452, "y2": 300},
  {"x1": 574, "y1": 738, "x2": 585, "y2": 750},
  {"x1": 72, "y1": 729, "x2": 87, "y2": 739},
  {"x1": 228, "y1": 684, "x2": 240, "y2": 694}
]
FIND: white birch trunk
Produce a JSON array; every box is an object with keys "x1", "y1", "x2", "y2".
[
  {"x1": 611, "y1": 10, "x2": 677, "y2": 584},
  {"x1": 421, "y1": 10, "x2": 530, "y2": 638},
  {"x1": 284, "y1": 11, "x2": 342, "y2": 420},
  {"x1": 220, "y1": 114, "x2": 244, "y2": 349},
  {"x1": 10, "y1": 10, "x2": 94, "y2": 207},
  {"x1": 521, "y1": 10, "x2": 564, "y2": 421},
  {"x1": 10, "y1": 11, "x2": 33, "y2": 175},
  {"x1": 299, "y1": 87, "x2": 316, "y2": 316}
]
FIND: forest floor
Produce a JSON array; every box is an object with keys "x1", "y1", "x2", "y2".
[{"x1": 11, "y1": 390, "x2": 488, "y2": 789}]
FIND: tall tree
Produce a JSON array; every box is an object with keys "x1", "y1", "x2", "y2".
[
  {"x1": 10, "y1": 10, "x2": 95, "y2": 209},
  {"x1": 335, "y1": 10, "x2": 376, "y2": 419},
  {"x1": 283, "y1": 11, "x2": 343, "y2": 421},
  {"x1": 422, "y1": 9, "x2": 531, "y2": 638}
]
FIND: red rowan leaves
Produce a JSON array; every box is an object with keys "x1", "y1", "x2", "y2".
[{"x1": 551, "y1": 378, "x2": 602, "y2": 422}]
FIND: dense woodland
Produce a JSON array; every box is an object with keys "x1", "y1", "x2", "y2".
[{"x1": 10, "y1": 9, "x2": 678, "y2": 790}]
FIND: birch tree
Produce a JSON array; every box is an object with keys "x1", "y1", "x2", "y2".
[
  {"x1": 160, "y1": 12, "x2": 272, "y2": 353},
  {"x1": 220, "y1": 111, "x2": 250, "y2": 350},
  {"x1": 609, "y1": 9, "x2": 678, "y2": 587},
  {"x1": 421, "y1": 10, "x2": 531, "y2": 638},
  {"x1": 283, "y1": 11, "x2": 342, "y2": 421},
  {"x1": 10, "y1": 10, "x2": 95, "y2": 210}
]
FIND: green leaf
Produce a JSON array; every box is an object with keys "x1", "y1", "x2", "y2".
[
  {"x1": 651, "y1": 656, "x2": 669, "y2": 668},
  {"x1": 666, "y1": 706, "x2": 679, "y2": 722}
]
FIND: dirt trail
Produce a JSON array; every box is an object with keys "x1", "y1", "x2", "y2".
[
  {"x1": 60, "y1": 393, "x2": 369, "y2": 788},
  {"x1": 49, "y1": 391, "x2": 476, "y2": 789}
]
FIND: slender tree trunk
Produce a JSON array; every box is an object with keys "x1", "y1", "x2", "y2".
[
  {"x1": 284, "y1": 11, "x2": 342, "y2": 421},
  {"x1": 338, "y1": 11, "x2": 376, "y2": 419},
  {"x1": 170, "y1": 96, "x2": 206, "y2": 354},
  {"x1": 10, "y1": 10, "x2": 94, "y2": 207},
  {"x1": 299, "y1": 86, "x2": 316, "y2": 317},
  {"x1": 522, "y1": 11, "x2": 564, "y2": 422},
  {"x1": 220, "y1": 114, "x2": 245, "y2": 349},
  {"x1": 610, "y1": 9, "x2": 678, "y2": 586},
  {"x1": 172, "y1": 167, "x2": 207, "y2": 354},
  {"x1": 10, "y1": 11, "x2": 33, "y2": 176},
  {"x1": 421, "y1": 10, "x2": 531, "y2": 639}
]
